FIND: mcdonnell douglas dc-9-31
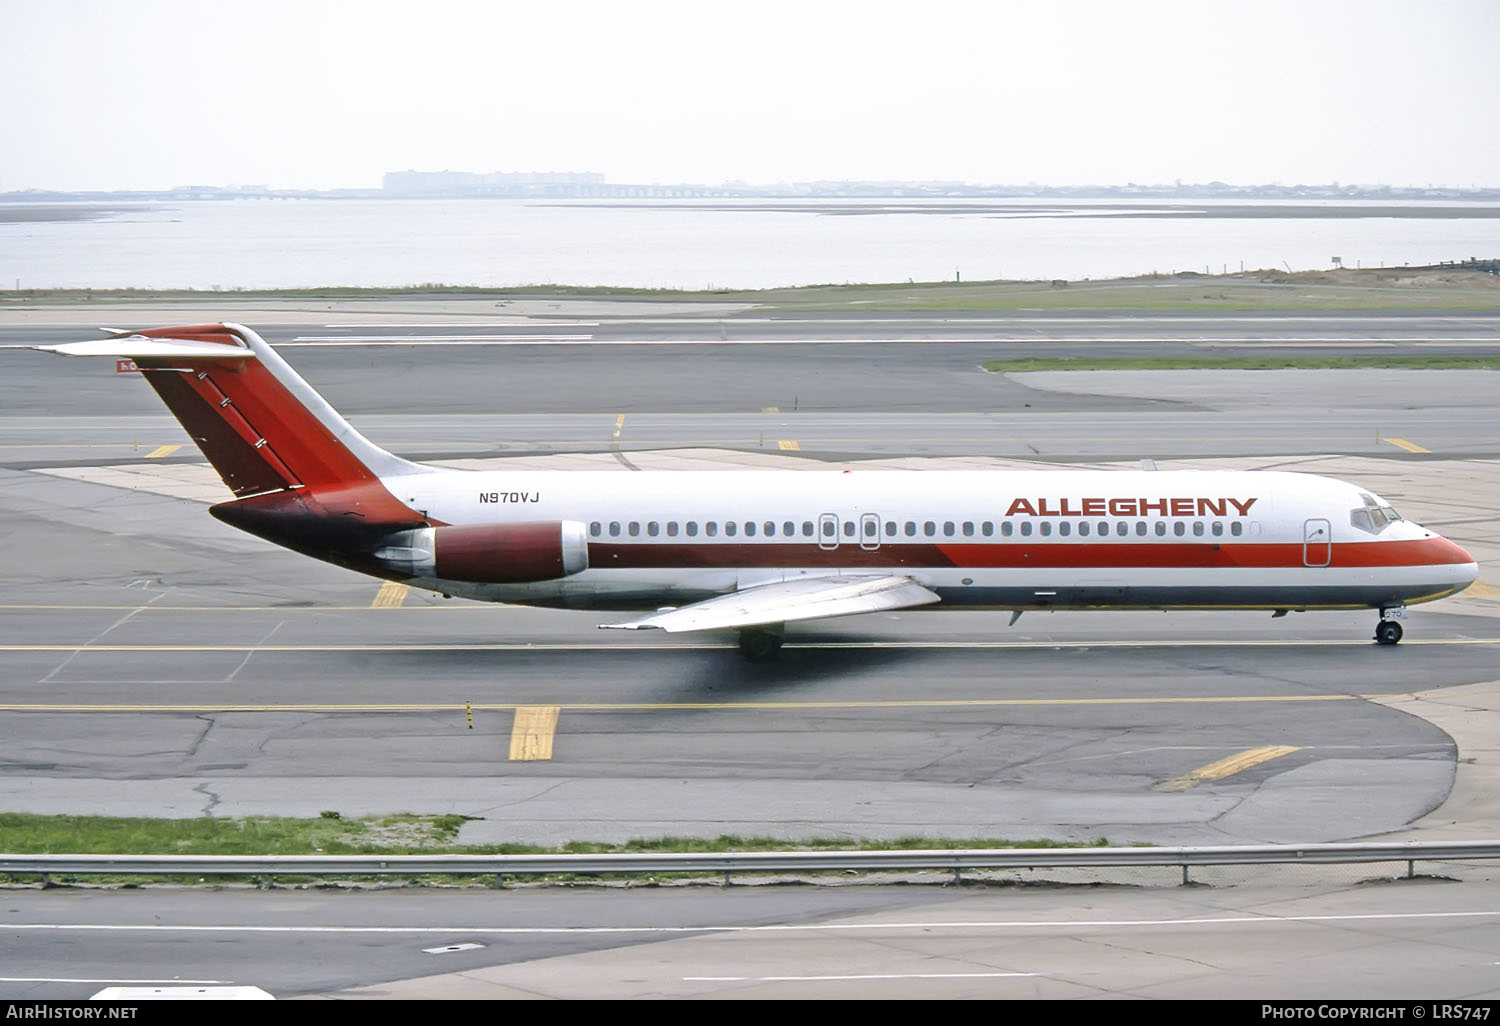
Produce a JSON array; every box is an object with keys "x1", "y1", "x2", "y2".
[{"x1": 31, "y1": 323, "x2": 1478, "y2": 660}]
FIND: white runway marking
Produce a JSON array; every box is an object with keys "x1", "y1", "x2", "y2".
[
  {"x1": 278, "y1": 335, "x2": 1500, "y2": 347},
  {"x1": 684, "y1": 972, "x2": 1040, "y2": 981},
  {"x1": 284, "y1": 334, "x2": 593, "y2": 344},
  {"x1": 0, "y1": 976, "x2": 228, "y2": 984},
  {"x1": 323, "y1": 322, "x2": 601, "y2": 328}
]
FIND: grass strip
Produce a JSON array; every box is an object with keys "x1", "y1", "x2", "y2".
[
  {"x1": 0, "y1": 812, "x2": 1103, "y2": 886},
  {"x1": 4, "y1": 269, "x2": 1499, "y2": 314}
]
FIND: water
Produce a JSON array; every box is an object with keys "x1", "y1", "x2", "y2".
[{"x1": 2, "y1": 197, "x2": 1496, "y2": 291}]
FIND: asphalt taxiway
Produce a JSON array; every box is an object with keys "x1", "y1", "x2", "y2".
[
  {"x1": 1, "y1": 308, "x2": 1496, "y2": 848},
  {"x1": 2, "y1": 305, "x2": 1500, "y2": 999}
]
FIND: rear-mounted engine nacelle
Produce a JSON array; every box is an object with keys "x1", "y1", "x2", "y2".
[{"x1": 375, "y1": 521, "x2": 589, "y2": 583}]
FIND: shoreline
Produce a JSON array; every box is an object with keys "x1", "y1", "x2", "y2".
[{"x1": 1, "y1": 267, "x2": 1498, "y2": 320}]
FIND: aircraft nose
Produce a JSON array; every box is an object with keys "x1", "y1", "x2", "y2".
[{"x1": 1433, "y1": 534, "x2": 1479, "y2": 591}]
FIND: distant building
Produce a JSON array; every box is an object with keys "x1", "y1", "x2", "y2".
[{"x1": 382, "y1": 170, "x2": 606, "y2": 197}]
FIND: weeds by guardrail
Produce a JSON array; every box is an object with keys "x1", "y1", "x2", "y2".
[{"x1": 5, "y1": 840, "x2": 1498, "y2": 887}]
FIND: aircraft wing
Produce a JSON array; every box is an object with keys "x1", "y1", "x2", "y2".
[{"x1": 600, "y1": 574, "x2": 940, "y2": 632}]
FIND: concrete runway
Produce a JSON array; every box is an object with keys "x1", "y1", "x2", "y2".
[{"x1": 2, "y1": 304, "x2": 1499, "y2": 998}]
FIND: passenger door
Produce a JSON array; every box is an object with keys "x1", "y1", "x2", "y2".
[{"x1": 1303, "y1": 518, "x2": 1332, "y2": 567}]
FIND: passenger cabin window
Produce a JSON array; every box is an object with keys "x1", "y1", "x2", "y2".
[
  {"x1": 924, "y1": 521, "x2": 936, "y2": 537},
  {"x1": 885, "y1": 521, "x2": 897, "y2": 537},
  {"x1": 647, "y1": 522, "x2": 659, "y2": 536},
  {"x1": 1020, "y1": 522, "x2": 1033, "y2": 537},
  {"x1": 1040, "y1": 522, "x2": 1052, "y2": 537},
  {"x1": 801, "y1": 521, "x2": 813, "y2": 537},
  {"x1": 982, "y1": 522, "x2": 994, "y2": 537},
  {"x1": 667, "y1": 522, "x2": 679, "y2": 537},
  {"x1": 706, "y1": 522, "x2": 718, "y2": 537},
  {"x1": 590, "y1": 521, "x2": 602, "y2": 537},
  {"x1": 1001, "y1": 522, "x2": 1014, "y2": 537},
  {"x1": 1059, "y1": 522, "x2": 1071, "y2": 537},
  {"x1": 686, "y1": 522, "x2": 699, "y2": 537},
  {"x1": 726, "y1": 522, "x2": 738, "y2": 537},
  {"x1": 609, "y1": 522, "x2": 621, "y2": 537},
  {"x1": 628, "y1": 522, "x2": 640, "y2": 537},
  {"x1": 905, "y1": 521, "x2": 917, "y2": 537},
  {"x1": 744, "y1": 522, "x2": 756, "y2": 537}
]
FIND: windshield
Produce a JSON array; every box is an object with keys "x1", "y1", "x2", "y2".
[{"x1": 1349, "y1": 492, "x2": 1404, "y2": 534}]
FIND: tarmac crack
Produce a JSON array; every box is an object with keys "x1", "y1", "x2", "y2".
[
  {"x1": 192, "y1": 780, "x2": 223, "y2": 817},
  {"x1": 184, "y1": 715, "x2": 216, "y2": 760}
]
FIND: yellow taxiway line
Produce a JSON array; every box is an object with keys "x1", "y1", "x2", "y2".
[
  {"x1": 778, "y1": 440, "x2": 801, "y2": 450},
  {"x1": 509, "y1": 705, "x2": 561, "y2": 760},
  {"x1": 0, "y1": 694, "x2": 1425, "y2": 715},
  {"x1": 143, "y1": 444, "x2": 182, "y2": 458},
  {"x1": 1155, "y1": 744, "x2": 1301, "y2": 791},
  {"x1": 1382, "y1": 437, "x2": 1431, "y2": 454},
  {"x1": 2, "y1": 638, "x2": 1497, "y2": 653},
  {"x1": 370, "y1": 582, "x2": 410, "y2": 608}
]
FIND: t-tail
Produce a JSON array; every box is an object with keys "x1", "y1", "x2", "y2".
[{"x1": 32, "y1": 323, "x2": 435, "y2": 572}]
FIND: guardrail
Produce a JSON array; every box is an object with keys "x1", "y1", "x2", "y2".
[{"x1": 5, "y1": 840, "x2": 1499, "y2": 885}]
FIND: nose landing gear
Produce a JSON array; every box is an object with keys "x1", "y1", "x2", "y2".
[{"x1": 1374, "y1": 607, "x2": 1405, "y2": 646}]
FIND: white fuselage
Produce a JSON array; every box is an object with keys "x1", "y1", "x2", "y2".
[{"x1": 380, "y1": 467, "x2": 1477, "y2": 613}]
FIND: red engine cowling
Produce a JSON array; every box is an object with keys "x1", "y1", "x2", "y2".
[{"x1": 375, "y1": 521, "x2": 589, "y2": 583}]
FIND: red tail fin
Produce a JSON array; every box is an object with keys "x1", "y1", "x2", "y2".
[
  {"x1": 32, "y1": 323, "x2": 437, "y2": 555},
  {"x1": 35, "y1": 322, "x2": 431, "y2": 502}
]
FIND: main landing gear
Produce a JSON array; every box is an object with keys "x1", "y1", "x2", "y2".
[
  {"x1": 738, "y1": 624, "x2": 785, "y2": 662},
  {"x1": 1374, "y1": 607, "x2": 1405, "y2": 646}
]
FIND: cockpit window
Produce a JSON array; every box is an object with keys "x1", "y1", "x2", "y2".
[{"x1": 1350, "y1": 492, "x2": 1404, "y2": 535}]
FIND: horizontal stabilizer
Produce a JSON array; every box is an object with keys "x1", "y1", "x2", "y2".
[
  {"x1": 600, "y1": 574, "x2": 940, "y2": 633},
  {"x1": 30, "y1": 336, "x2": 254, "y2": 360}
]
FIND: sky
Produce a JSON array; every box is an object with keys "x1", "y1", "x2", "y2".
[{"x1": 3, "y1": 0, "x2": 1499, "y2": 192}]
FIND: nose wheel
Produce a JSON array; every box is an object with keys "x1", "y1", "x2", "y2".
[{"x1": 1374, "y1": 618, "x2": 1404, "y2": 646}]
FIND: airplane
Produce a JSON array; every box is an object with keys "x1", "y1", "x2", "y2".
[{"x1": 30, "y1": 322, "x2": 1479, "y2": 660}]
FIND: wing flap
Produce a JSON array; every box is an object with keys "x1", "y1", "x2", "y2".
[{"x1": 600, "y1": 574, "x2": 940, "y2": 632}]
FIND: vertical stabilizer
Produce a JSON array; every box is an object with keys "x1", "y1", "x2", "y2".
[{"x1": 34, "y1": 322, "x2": 432, "y2": 499}]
